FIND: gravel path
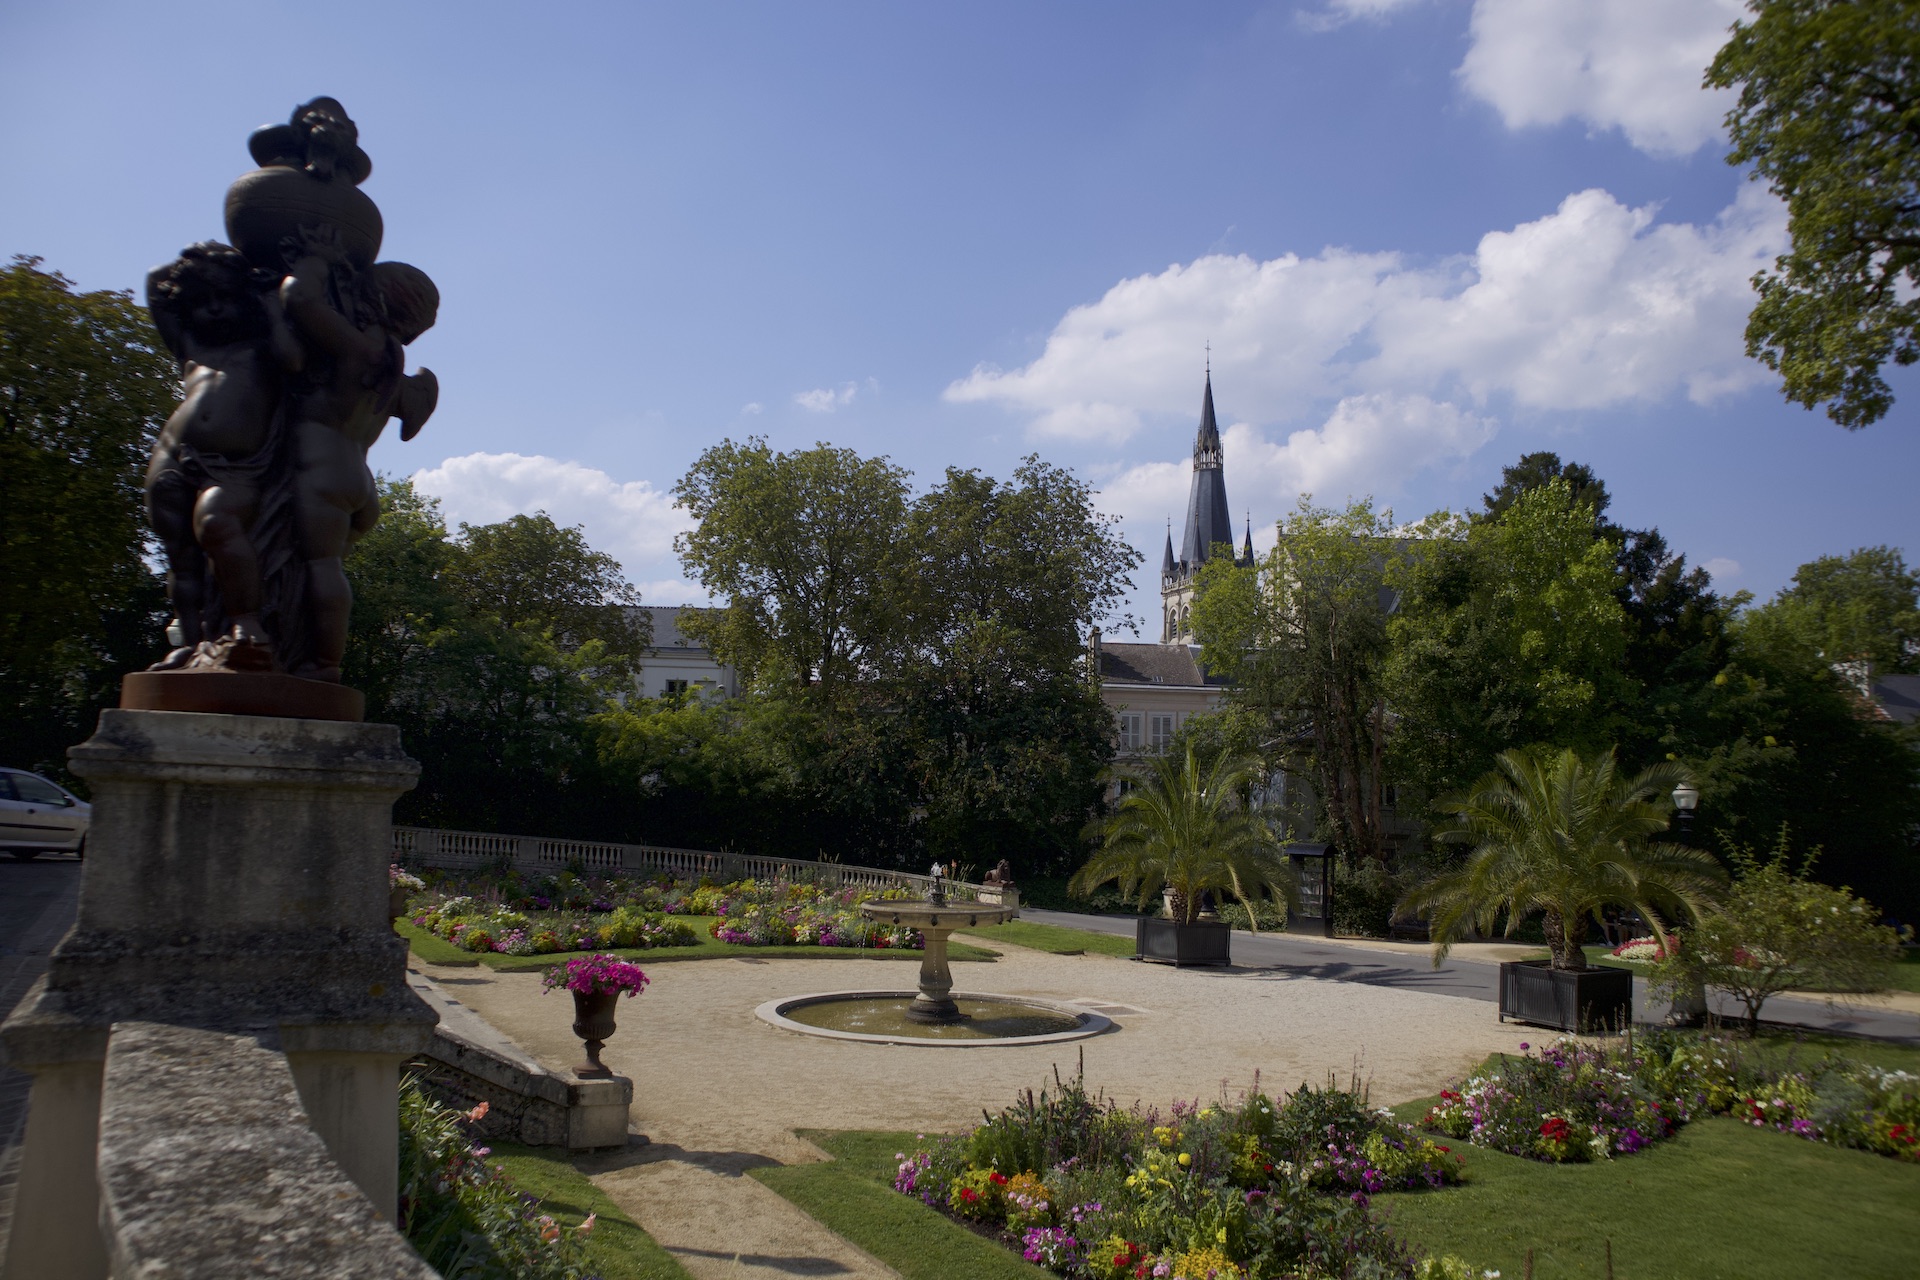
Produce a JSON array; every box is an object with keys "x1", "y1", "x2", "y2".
[{"x1": 424, "y1": 942, "x2": 1537, "y2": 1279}]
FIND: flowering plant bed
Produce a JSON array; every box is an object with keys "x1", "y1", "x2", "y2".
[
  {"x1": 892, "y1": 1066, "x2": 1475, "y2": 1279},
  {"x1": 398, "y1": 1083, "x2": 596, "y2": 1279},
  {"x1": 402, "y1": 868, "x2": 922, "y2": 955},
  {"x1": 541, "y1": 953, "x2": 650, "y2": 997},
  {"x1": 708, "y1": 879, "x2": 921, "y2": 950},
  {"x1": 1424, "y1": 1032, "x2": 1920, "y2": 1165}
]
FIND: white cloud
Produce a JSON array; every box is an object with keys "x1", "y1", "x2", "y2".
[
  {"x1": 1099, "y1": 395, "x2": 1493, "y2": 539},
  {"x1": 1299, "y1": 0, "x2": 1427, "y2": 31},
  {"x1": 1367, "y1": 184, "x2": 1783, "y2": 408},
  {"x1": 793, "y1": 377, "x2": 879, "y2": 413},
  {"x1": 947, "y1": 248, "x2": 1412, "y2": 442},
  {"x1": 410, "y1": 452, "x2": 692, "y2": 595},
  {"x1": 950, "y1": 185, "x2": 1783, "y2": 443},
  {"x1": 1702, "y1": 556, "x2": 1741, "y2": 582},
  {"x1": 1459, "y1": 0, "x2": 1743, "y2": 157},
  {"x1": 742, "y1": 401, "x2": 763, "y2": 415}
]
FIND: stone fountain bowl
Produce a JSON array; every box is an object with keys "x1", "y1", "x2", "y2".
[
  {"x1": 755, "y1": 990, "x2": 1112, "y2": 1046},
  {"x1": 859, "y1": 898, "x2": 1019, "y2": 930}
]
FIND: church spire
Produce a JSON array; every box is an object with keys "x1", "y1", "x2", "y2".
[
  {"x1": 1240, "y1": 513, "x2": 1254, "y2": 567},
  {"x1": 1162, "y1": 519, "x2": 1175, "y2": 575},
  {"x1": 1179, "y1": 369, "x2": 1233, "y2": 569}
]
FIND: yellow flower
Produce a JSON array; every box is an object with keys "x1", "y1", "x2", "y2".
[{"x1": 1178, "y1": 1152, "x2": 1192, "y2": 1167}]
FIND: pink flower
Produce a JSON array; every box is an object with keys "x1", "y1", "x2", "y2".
[{"x1": 465, "y1": 1101, "x2": 490, "y2": 1123}]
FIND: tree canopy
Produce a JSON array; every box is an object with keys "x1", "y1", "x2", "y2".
[
  {"x1": 1709, "y1": 0, "x2": 1920, "y2": 427},
  {"x1": 1, "y1": 256, "x2": 176, "y2": 776}
]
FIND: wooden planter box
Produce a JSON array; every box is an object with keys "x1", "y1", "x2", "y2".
[
  {"x1": 1498, "y1": 959, "x2": 1632, "y2": 1032},
  {"x1": 1136, "y1": 917, "x2": 1231, "y2": 967}
]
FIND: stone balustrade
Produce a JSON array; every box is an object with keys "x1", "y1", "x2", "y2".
[
  {"x1": 97, "y1": 1021, "x2": 435, "y2": 1279},
  {"x1": 393, "y1": 824, "x2": 1020, "y2": 908}
]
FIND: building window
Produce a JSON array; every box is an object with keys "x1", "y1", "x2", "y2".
[
  {"x1": 1117, "y1": 712, "x2": 1143, "y2": 750},
  {"x1": 663, "y1": 679, "x2": 689, "y2": 696},
  {"x1": 1150, "y1": 713, "x2": 1175, "y2": 750}
]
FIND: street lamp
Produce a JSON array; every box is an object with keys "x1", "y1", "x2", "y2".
[{"x1": 1671, "y1": 782, "x2": 1699, "y2": 841}]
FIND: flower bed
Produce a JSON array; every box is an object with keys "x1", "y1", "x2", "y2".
[
  {"x1": 893, "y1": 1068, "x2": 1474, "y2": 1279},
  {"x1": 399, "y1": 867, "x2": 923, "y2": 955},
  {"x1": 708, "y1": 879, "x2": 921, "y2": 950},
  {"x1": 1424, "y1": 1034, "x2": 1920, "y2": 1165},
  {"x1": 398, "y1": 1082, "x2": 594, "y2": 1279}
]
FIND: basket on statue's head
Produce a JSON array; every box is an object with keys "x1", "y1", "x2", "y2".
[{"x1": 225, "y1": 96, "x2": 383, "y2": 274}]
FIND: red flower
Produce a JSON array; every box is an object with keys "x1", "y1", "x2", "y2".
[
  {"x1": 1539, "y1": 1117, "x2": 1571, "y2": 1143},
  {"x1": 988, "y1": 1171, "x2": 1009, "y2": 1186},
  {"x1": 958, "y1": 1188, "x2": 979, "y2": 1205}
]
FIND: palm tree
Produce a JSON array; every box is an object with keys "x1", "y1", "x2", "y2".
[
  {"x1": 1400, "y1": 746, "x2": 1725, "y2": 970},
  {"x1": 1070, "y1": 746, "x2": 1295, "y2": 927}
]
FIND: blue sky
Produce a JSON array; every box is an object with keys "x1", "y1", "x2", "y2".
[{"x1": 4, "y1": 0, "x2": 1914, "y2": 631}]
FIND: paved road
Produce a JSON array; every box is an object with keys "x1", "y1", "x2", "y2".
[
  {"x1": 1020, "y1": 906, "x2": 1920, "y2": 1045},
  {"x1": 0, "y1": 854, "x2": 85, "y2": 1257}
]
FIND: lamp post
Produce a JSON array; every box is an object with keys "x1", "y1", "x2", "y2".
[
  {"x1": 1671, "y1": 782, "x2": 1699, "y2": 840},
  {"x1": 1665, "y1": 780, "x2": 1705, "y2": 1028}
]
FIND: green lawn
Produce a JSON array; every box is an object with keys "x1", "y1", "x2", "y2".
[
  {"x1": 1375, "y1": 1111, "x2": 1920, "y2": 1280},
  {"x1": 748, "y1": 1130, "x2": 1049, "y2": 1280},
  {"x1": 397, "y1": 918, "x2": 998, "y2": 972},
  {"x1": 956, "y1": 919, "x2": 1136, "y2": 957},
  {"x1": 489, "y1": 1142, "x2": 692, "y2": 1280},
  {"x1": 752, "y1": 1071, "x2": 1920, "y2": 1280}
]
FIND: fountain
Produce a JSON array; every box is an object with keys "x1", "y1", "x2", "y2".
[{"x1": 754, "y1": 864, "x2": 1113, "y2": 1045}]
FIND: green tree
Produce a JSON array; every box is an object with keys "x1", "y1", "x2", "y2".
[
  {"x1": 1192, "y1": 496, "x2": 1398, "y2": 861},
  {"x1": 1386, "y1": 478, "x2": 1638, "y2": 810},
  {"x1": 1400, "y1": 746, "x2": 1726, "y2": 971},
  {"x1": 1759, "y1": 546, "x2": 1920, "y2": 674},
  {"x1": 653, "y1": 445, "x2": 1135, "y2": 875},
  {"x1": 1686, "y1": 580, "x2": 1920, "y2": 917},
  {"x1": 1672, "y1": 830, "x2": 1907, "y2": 1034},
  {"x1": 446, "y1": 511, "x2": 648, "y2": 681},
  {"x1": 0, "y1": 257, "x2": 176, "y2": 775},
  {"x1": 343, "y1": 481, "x2": 644, "y2": 837},
  {"x1": 673, "y1": 437, "x2": 909, "y2": 695},
  {"x1": 1070, "y1": 746, "x2": 1295, "y2": 925},
  {"x1": 1708, "y1": 0, "x2": 1920, "y2": 427}
]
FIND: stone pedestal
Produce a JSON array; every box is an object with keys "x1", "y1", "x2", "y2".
[{"x1": 0, "y1": 710, "x2": 434, "y2": 1280}]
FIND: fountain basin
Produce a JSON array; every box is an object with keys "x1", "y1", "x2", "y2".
[{"x1": 755, "y1": 990, "x2": 1112, "y2": 1046}]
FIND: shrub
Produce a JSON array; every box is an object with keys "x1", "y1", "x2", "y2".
[
  {"x1": 1663, "y1": 831, "x2": 1908, "y2": 1034},
  {"x1": 397, "y1": 1080, "x2": 593, "y2": 1279}
]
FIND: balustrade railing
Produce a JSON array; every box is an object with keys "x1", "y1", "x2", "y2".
[{"x1": 391, "y1": 826, "x2": 1018, "y2": 907}]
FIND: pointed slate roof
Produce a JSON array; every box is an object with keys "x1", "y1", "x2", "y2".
[
  {"x1": 1162, "y1": 525, "x2": 1176, "y2": 575},
  {"x1": 1179, "y1": 374, "x2": 1235, "y2": 569},
  {"x1": 1240, "y1": 516, "x2": 1255, "y2": 567}
]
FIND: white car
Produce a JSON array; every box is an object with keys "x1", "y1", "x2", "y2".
[{"x1": 1, "y1": 768, "x2": 91, "y2": 860}]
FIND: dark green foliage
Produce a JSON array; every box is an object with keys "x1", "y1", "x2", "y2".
[
  {"x1": 344, "y1": 480, "x2": 646, "y2": 837},
  {"x1": 397, "y1": 1078, "x2": 592, "y2": 1279},
  {"x1": 1709, "y1": 0, "x2": 1920, "y2": 427},
  {"x1": 964, "y1": 1062, "x2": 1140, "y2": 1176},
  {"x1": 613, "y1": 447, "x2": 1136, "y2": 877},
  {"x1": 1, "y1": 257, "x2": 175, "y2": 779}
]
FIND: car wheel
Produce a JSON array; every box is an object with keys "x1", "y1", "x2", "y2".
[{"x1": 5, "y1": 849, "x2": 38, "y2": 862}]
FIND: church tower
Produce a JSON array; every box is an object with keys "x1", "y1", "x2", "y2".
[{"x1": 1160, "y1": 371, "x2": 1251, "y2": 644}]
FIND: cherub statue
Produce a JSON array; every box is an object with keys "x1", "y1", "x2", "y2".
[
  {"x1": 277, "y1": 230, "x2": 438, "y2": 680},
  {"x1": 143, "y1": 242, "x2": 304, "y2": 671}
]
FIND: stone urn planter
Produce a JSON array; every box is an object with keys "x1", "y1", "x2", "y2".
[
  {"x1": 388, "y1": 883, "x2": 411, "y2": 921},
  {"x1": 570, "y1": 989, "x2": 621, "y2": 1078},
  {"x1": 1498, "y1": 959, "x2": 1633, "y2": 1032},
  {"x1": 1136, "y1": 917, "x2": 1231, "y2": 967},
  {"x1": 546, "y1": 954, "x2": 649, "y2": 1078}
]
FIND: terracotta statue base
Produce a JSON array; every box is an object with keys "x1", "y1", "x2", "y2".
[{"x1": 120, "y1": 670, "x2": 364, "y2": 722}]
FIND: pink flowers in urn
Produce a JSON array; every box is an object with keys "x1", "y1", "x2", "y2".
[{"x1": 540, "y1": 953, "x2": 650, "y2": 997}]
